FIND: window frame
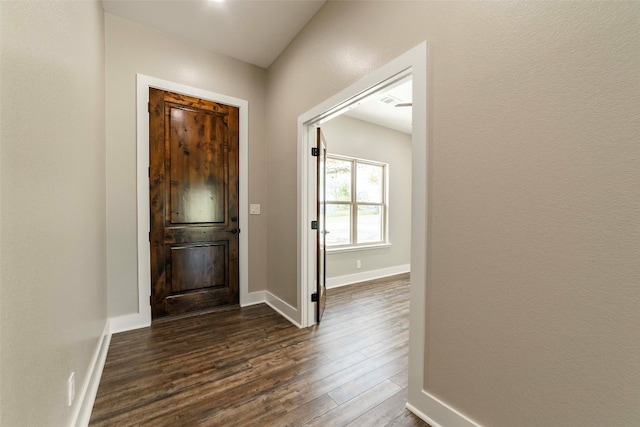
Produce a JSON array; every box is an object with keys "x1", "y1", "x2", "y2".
[{"x1": 325, "y1": 154, "x2": 389, "y2": 250}]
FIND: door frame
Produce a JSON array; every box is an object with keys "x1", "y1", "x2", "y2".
[
  {"x1": 134, "y1": 74, "x2": 249, "y2": 327},
  {"x1": 297, "y1": 41, "x2": 429, "y2": 414}
]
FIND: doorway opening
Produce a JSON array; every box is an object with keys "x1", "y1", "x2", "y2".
[
  {"x1": 314, "y1": 76, "x2": 413, "y2": 323},
  {"x1": 296, "y1": 40, "x2": 428, "y2": 420},
  {"x1": 298, "y1": 42, "x2": 427, "y2": 324}
]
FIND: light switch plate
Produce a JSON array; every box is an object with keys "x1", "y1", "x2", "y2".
[{"x1": 250, "y1": 204, "x2": 261, "y2": 215}]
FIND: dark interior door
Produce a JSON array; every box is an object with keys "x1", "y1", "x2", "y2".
[
  {"x1": 316, "y1": 127, "x2": 327, "y2": 322},
  {"x1": 149, "y1": 88, "x2": 239, "y2": 319}
]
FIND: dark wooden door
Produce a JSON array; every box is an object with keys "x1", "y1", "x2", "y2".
[
  {"x1": 316, "y1": 127, "x2": 327, "y2": 322},
  {"x1": 149, "y1": 88, "x2": 239, "y2": 319}
]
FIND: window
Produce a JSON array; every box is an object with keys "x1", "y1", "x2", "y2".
[{"x1": 325, "y1": 155, "x2": 387, "y2": 248}]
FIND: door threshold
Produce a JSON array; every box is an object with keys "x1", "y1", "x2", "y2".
[{"x1": 152, "y1": 304, "x2": 241, "y2": 324}]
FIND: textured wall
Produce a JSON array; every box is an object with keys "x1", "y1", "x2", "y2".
[
  {"x1": 105, "y1": 14, "x2": 268, "y2": 317},
  {"x1": 267, "y1": 2, "x2": 640, "y2": 426},
  {"x1": 322, "y1": 115, "x2": 411, "y2": 279},
  {"x1": 0, "y1": 1, "x2": 107, "y2": 425}
]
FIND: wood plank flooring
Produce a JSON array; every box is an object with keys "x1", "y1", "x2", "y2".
[{"x1": 90, "y1": 274, "x2": 429, "y2": 427}]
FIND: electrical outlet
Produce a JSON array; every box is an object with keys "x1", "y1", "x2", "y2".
[
  {"x1": 67, "y1": 372, "x2": 75, "y2": 407},
  {"x1": 250, "y1": 204, "x2": 261, "y2": 215},
  {"x1": 356, "y1": 260, "x2": 361, "y2": 269}
]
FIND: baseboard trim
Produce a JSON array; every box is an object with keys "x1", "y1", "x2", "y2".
[
  {"x1": 265, "y1": 291, "x2": 302, "y2": 328},
  {"x1": 326, "y1": 264, "x2": 410, "y2": 289},
  {"x1": 71, "y1": 319, "x2": 112, "y2": 427},
  {"x1": 241, "y1": 290, "x2": 266, "y2": 307},
  {"x1": 109, "y1": 312, "x2": 151, "y2": 334},
  {"x1": 406, "y1": 390, "x2": 482, "y2": 427}
]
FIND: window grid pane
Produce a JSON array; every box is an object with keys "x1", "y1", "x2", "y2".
[
  {"x1": 326, "y1": 203, "x2": 351, "y2": 246},
  {"x1": 326, "y1": 158, "x2": 352, "y2": 202},
  {"x1": 356, "y1": 163, "x2": 384, "y2": 203},
  {"x1": 356, "y1": 204, "x2": 383, "y2": 243}
]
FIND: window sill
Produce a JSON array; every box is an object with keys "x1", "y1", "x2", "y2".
[{"x1": 327, "y1": 243, "x2": 392, "y2": 254}]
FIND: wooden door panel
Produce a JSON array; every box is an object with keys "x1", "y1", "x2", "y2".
[
  {"x1": 163, "y1": 227, "x2": 231, "y2": 244},
  {"x1": 168, "y1": 106, "x2": 226, "y2": 224},
  {"x1": 150, "y1": 88, "x2": 239, "y2": 319},
  {"x1": 164, "y1": 285, "x2": 234, "y2": 315},
  {"x1": 316, "y1": 128, "x2": 327, "y2": 322},
  {"x1": 170, "y1": 243, "x2": 227, "y2": 292}
]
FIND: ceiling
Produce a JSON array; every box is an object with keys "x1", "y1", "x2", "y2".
[
  {"x1": 102, "y1": 0, "x2": 326, "y2": 69},
  {"x1": 103, "y1": 0, "x2": 411, "y2": 133},
  {"x1": 343, "y1": 78, "x2": 412, "y2": 134}
]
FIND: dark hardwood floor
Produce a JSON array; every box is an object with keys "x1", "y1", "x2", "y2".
[{"x1": 90, "y1": 273, "x2": 429, "y2": 426}]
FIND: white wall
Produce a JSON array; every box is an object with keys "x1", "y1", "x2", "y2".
[
  {"x1": 0, "y1": 1, "x2": 107, "y2": 425},
  {"x1": 321, "y1": 115, "x2": 411, "y2": 281},
  {"x1": 266, "y1": 2, "x2": 640, "y2": 426},
  {"x1": 105, "y1": 14, "x2": 268, "y2": 317},
  {"x1": 0, "y1": 2, "x2": 4, "y2": 423}
]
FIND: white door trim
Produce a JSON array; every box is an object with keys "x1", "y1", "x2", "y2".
[{"x1": 123, "y1": 74, "x2": 249, "y2": 331}]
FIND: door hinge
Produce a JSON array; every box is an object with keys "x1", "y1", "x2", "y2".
[
  {"x1": 148, "y1": 166, "x2": 151, "y2": 178},
  {"x1": 148, "y1": 102, "x2": 150, "y2": 113},
  {"x1": 311, "y1": 220, "x2": 318, "y2": 230},
  {"x1": 311, "y1": 147, "x2": 319, "y2": 157},
  {"x1": 148, "y1": 231, "x2": 151, "y2": 242},
  {"x1": 149, "y1": 295, "x2": 152, "y2": 305},
  {"x1": 311, "y1": 293, "x2": 318, "y2": 302}
]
